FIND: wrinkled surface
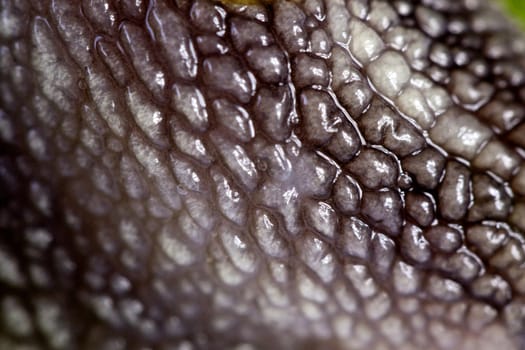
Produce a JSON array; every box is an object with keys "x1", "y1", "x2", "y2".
[{"x1": 1, "y1": 0, "x2": 525, "y2": 349}]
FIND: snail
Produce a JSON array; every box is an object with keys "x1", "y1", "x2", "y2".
[{"x1": 1, "y1": 0, "x2": 525, "y2": 349}]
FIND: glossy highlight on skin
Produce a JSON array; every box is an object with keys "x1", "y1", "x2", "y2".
[{"x1": 1, "y1": 0, "x2": 525, "y2": 349}]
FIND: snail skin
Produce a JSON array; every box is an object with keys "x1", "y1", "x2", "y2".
[{"x1": 1, "y1": 0, "x2": 525, "y2": 349}]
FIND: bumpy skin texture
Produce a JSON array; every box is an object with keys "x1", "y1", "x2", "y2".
[{"x1": 2, "y1": 0, "x2": 525, "y2": 349}]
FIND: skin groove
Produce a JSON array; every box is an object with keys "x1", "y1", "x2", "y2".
[{"x1": 1, "y1": 0, "x2": 525, "y2": 349}]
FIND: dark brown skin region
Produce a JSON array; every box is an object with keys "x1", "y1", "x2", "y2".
[{"x1": 2, "y1": 0, "x2": 525, "y2": 349}]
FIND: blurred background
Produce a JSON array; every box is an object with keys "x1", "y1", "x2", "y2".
[{"x1": 499, "y1": 0, "x2": 525, "y2": 29}]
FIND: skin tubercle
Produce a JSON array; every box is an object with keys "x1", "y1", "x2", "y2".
[
  {"x1": 218, "y1": 0, "x2": 276, "y2": 5},
  {"x1": 1, "y1": 0, "x2": 525, "y2": 349}
]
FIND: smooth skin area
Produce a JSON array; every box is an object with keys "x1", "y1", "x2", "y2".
[{"x1": 1, "y1": 0, "x2": 525, "y2": 349}]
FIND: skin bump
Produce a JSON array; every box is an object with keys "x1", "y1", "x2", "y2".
[
  {"x1": 219, "y1": 0, "x2": 276, "y2": 5},
  {"x1": 1, "y1": 0, "x2": 525, "y2": 349}
]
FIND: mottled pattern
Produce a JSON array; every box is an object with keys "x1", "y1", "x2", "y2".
[{"x1": 1, "y1": 0, "x2": 525, "y2": 349}]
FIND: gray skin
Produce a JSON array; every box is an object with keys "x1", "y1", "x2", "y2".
[{"x1": 1, "y1": 0, "x2": 525, "y2": 349}]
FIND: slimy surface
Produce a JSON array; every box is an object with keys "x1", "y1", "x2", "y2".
[{"x1": 1, "y1": 0, "x2": 525, "y2": 349}]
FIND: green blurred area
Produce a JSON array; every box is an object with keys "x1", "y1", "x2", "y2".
[{"x1": 499, "y1": 0, "x2": 525, "y2": 29}]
